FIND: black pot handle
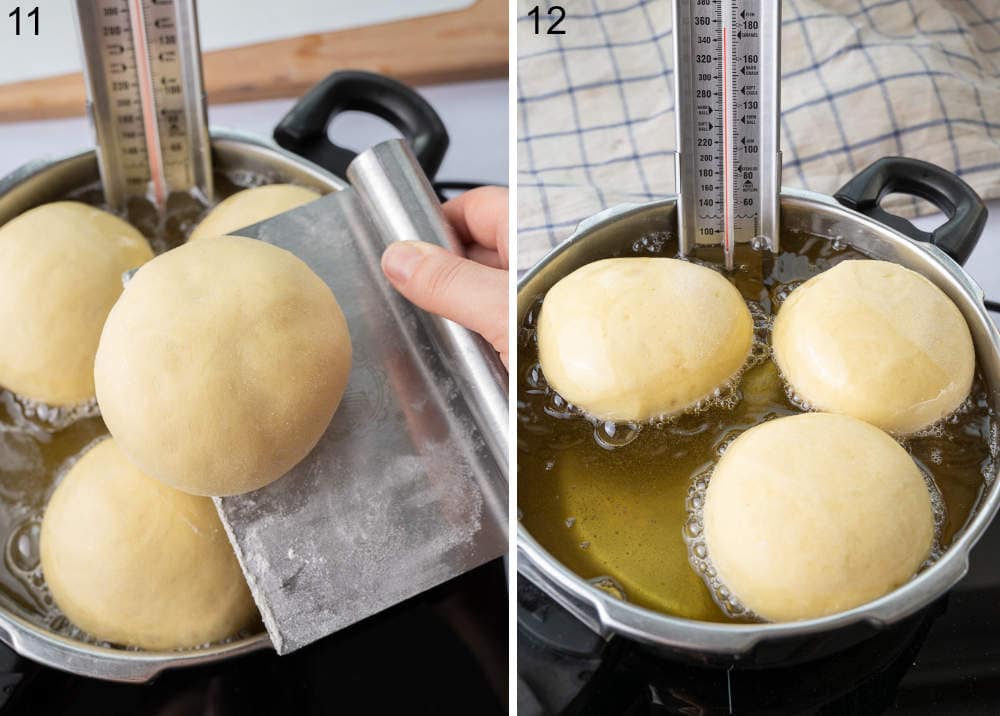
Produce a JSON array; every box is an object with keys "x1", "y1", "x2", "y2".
[
  {"x1": 273, "y1": 70, "x2": 449, "y2": 182},
  {"x1": 833, "y1": 157, "x2": 987, "y2": 266}
]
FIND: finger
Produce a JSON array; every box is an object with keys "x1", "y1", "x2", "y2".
[
  {"x1": 465, "y1": 244, "x2": 505, "y2": 269},
  {"x1": 443, "y1": 186, "x2": 509, "y2": 265},
  {"x1": 381, "y1": 241, "x2": 508, "y2": 363},
  {"x1": 443, "y1": 186, "x2": 506, "y2": 247}
]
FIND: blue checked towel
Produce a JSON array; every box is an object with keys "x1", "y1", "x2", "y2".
[{"x1": 517, "y1": 0, "x2": 1000, "y2": 270}]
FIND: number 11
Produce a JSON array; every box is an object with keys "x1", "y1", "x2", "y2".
[{"x1": 9, "y1": 6, "x2": 39, "y2": 36}]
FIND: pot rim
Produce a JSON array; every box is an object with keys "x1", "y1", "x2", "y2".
[
  {"x1": 515, "y1": 188, "x2": 1000, "y2": 655},
  {"x1": 0, "y1": 126, "x2": 349, "y2": 201},
  {"x1": 0, "y1": 127, "x2": 346, "y2": 681}
]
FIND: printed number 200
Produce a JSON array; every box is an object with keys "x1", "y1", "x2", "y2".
[{"x1": 529, "y1": 5, "x2": 566, "y2": 35}]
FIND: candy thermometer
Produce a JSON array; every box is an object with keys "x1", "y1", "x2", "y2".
[
  {"x1": 74, "y1": 0, "x2": 212, "y2": 209},
  {"x1": 673, "y1": 0, "x2": 781, "y2": 269}
]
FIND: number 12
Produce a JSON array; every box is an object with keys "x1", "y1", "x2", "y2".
[{"x1": 529, "y1": 5, "x2": 566, "y2": 35}]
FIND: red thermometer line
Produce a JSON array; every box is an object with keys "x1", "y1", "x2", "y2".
[
  {"x1": 128, "y1": 0, "x2": 166, "y2": 207},
  {"x1": 722, "y1": 22, "x2": 734, "y2": 270}
]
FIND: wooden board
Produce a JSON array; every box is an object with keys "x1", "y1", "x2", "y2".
[{"x1": 0, "y1": 0, "x2": 507, "y2": 122}]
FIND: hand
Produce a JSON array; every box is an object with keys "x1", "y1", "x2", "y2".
[{"x1": 380, "y1": 186, "x2": 509, "y2": 369}]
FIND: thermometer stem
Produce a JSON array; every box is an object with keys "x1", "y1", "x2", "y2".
[
  {"x1": 75, "y1": 0, "x2": 211, "y2": 210},
  {"x1": 673, "y1": 0, "x2": 781, "y2": 263}
]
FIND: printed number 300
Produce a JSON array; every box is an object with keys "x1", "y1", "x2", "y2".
[{"x1": 528, "y1": 5, "x2": 566, "y2": 35}]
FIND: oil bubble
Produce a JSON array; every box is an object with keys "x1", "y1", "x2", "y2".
[
  {"x1": 683, "y1": 468, "x2": 758, "y2": 620},
  {"x1": 782, "y1": 381, "x2": 813, "y2": 412},
  {"x1": 544, "y1": 393, "x2": 580, "y2": 420},
  {"x1": 772, "y1": 280, "x2": 805, "y2": 308},
  {"x1": 6, "y1": 391, "x2": 100, "y2": 433},
  {"x1": 524, "y1": 362, "x2": 547, "y2": 391},
  {"x1": 593, "y1": 420, "x2": 641, "y2": 450},
  {"x1": 629, "y1": 232, "x2": 669, "y2": 255},
  {"x1": 6, "y1": 520, "x2": 40, "y2": 572},
  {"x1": 983, "y1": 456, "x2": 997, "y2": 486}
]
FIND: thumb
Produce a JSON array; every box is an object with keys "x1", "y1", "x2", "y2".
[{"x1": 381, "y1": 241, "x2": 508, "y2": 366}]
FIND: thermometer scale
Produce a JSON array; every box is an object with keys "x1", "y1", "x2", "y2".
[
  {"x1": 673, "y1": 0, "x2": 781, "y2": 269},
  {"x1": 74, "y1": 0, "x2": 212, "y2": 210}
]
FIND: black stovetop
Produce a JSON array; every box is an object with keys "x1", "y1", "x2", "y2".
[
  {"x1": 518, "y1": 506, "x2": 1000, "y2": 715},
  {"x1": 0, "y1": 559, "x2": 507, "y2": 715}
]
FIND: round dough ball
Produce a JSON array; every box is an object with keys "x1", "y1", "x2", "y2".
[
  {"x1": 703, "y1": 412, "x2": 934, "y2": 622},
  {"x1": 0, "y1": 201, "x2": 153, "y2": 405},
  {"x1": 40, "y1": 439, "x2": 257, "y2": 650},
  {"x1": 95, "y1": 236, "x2": 351, "y2": 496},
  {"x1": 188, "y1": 184, "x2": 321, "y2": 241},
  {"x1": 773, "y1": 259, "x2": 974, "y2": 434},
  {"x1": 537, "y1": 257, "x2": 753, "y2": 421}
]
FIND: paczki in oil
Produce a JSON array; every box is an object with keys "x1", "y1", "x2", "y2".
[{"x1": 517, "y1": 233, "x2": 997, "y2": 623}]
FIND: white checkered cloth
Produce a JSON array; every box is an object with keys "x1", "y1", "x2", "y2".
[{"x1": 517, "y1": 0, "x2": 1000, "y2": 271}]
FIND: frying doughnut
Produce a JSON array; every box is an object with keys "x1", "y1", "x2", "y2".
[
  {"x1": 40, "y1": 439, "x2": 258, "y2": 650},
  {"x1": 703, "y1": 412, "x2": 934, "y2": 622},
  {"x1": 773, "y1": 259, "x2": 974, "y2": 434},
  {"x1": 0, "y1": 202, "x2": 152, "y2": 405},
  {"x1": 537, "y1": 258, "x2": 753, "y2": 421}
]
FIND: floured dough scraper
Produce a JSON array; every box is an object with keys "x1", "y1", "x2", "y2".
[
  {"x1": 216, "y1": 140, "x2": 508, "y2": 653},
  {"x1": 75, "y1": 0, "x2": 507, "y2": 655},
  {"x1": 217, "y1": 138, "x2": 508, "y2": 655}
]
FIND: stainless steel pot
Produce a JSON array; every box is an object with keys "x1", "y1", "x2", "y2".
[
  {"x1": 517, "y1": 159, "x2": 1000, "y2": 667},
  {"x1": 0, "y1": 71, "x2": 454, "y2": 682}
]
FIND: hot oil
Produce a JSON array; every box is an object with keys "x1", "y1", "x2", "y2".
[
  {"x1": 517, "y1": 232, "x2": 997, "y2": 623},
  {"x1": 0, "y1": 168, "x2": 285, "y2": 642}
]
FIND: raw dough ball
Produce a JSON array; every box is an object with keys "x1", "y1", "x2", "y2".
[
  {"x1": 40, "y1": 439, "x2": 257, "y2": 650},
  {"x1": 95, "y1": 236, "x2": 352, "y2": 496},
  {"x1": 0, "y1": 201, "x2": 152, "y2": 405},
  {"x1": 773, "y1": 259, "x2": 974, "y2": 434},
  {"x1": 537, "y1": 258, "x2": 753, "y2": 421},
  {"x1": 703, "y1": 412, "x2": 934, "y2": 622},
  {"x1": 188, "y1": 184, "x2": 321, "y2": 241}
]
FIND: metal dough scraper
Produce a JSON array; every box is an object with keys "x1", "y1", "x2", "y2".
[{"x1": 215, "y1": 139, "x2": 508, "y2": 654}]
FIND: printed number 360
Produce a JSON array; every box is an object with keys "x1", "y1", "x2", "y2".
[{"x1": 528, "y1": 5, "x2": 566, "y2": 35}]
